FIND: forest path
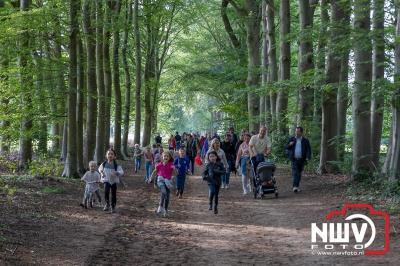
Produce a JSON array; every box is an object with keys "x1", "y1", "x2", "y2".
[{"x1": 1, "y1": 162, "x2": 399, "y2": 265}]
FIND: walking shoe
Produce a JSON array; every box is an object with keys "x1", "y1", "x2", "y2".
[
  {"x1": 225, "y1": 184, "x2": 229, "y2": 189},
  {"x1": 178, "y1": 194, "x2": 183, "y2": 199},
  {"x1": 209, "y1": 204, "x2": 212, "y2": 211},
  {"x1": 176, "y1": 190, "x2": 180, "y2": 196},
  {"x1": 111, "y1": 207, "x2": 116, "y2": 213},
  {"x1": 214, "y1": 206, "x2": 218, "y2": 214},
  {"x1": 156, "y1": 206, "x2": 164, "y2": 215},
  {"x1": 163, "y1": 210, "x2": 168, "y2": 217},
  {"x1": 293, "y1": 187, "x2": 298, "y2": 193},
  {"x1": 221, "y1": 184, "x2": 225, "y2": 189},
  {"x1": 79, "y1": 203, "x2": 86, "y2": 209},
  {"x1": 103, "y1": 204, "x2": 110, "y2": 211}
]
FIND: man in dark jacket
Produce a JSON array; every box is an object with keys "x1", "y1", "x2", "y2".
[{"x1": 285, "y1": 126, "x2": 311, "y2": 192}]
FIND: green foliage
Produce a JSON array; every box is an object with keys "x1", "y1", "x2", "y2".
[
  {"x1": 347, "y1": 174, "x2": 400, "y2": 214},
  {"x1": 28, "y1": 157, "x2": 64, "y2": 178},
  {"x1": 0, "y1": 179, "x2": 17, "y2": 197}
]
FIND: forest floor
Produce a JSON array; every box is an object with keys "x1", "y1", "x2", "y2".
[{"x1": 0, "y1": 161, "x2": 399, "y2": 266}]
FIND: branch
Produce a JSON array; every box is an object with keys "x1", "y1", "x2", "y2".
[{"x1": 221, "y1": 0, "x2": 241, "y2": 49}]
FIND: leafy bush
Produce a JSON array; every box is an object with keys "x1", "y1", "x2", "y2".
[
  {"x1": 0, "y1": 153, "x2": 19, "y2": 174},
  {"x1": 28, "y1": 157, "x2": 64, "y2": 178}
]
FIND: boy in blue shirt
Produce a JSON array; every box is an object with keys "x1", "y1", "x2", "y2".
[{"x1": 174, "y1": 148, "x2": 189, "y2": 198}]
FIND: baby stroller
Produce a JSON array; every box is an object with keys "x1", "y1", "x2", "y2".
[{"x1": 251, "y1": 160, "x2": 278, "y2": 199}]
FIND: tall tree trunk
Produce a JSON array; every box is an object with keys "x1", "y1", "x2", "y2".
[
  {"x1": 63, "y1": 0, "x2": 80, "y2": 178},
  {"x1": 60, "y1": 118, "x2": 68, "y2": 161},
  {"x1": 371, "y1": 0, "x2": 385, "y2": 169},
  {"x1": 352, "y1": 0, "x2": 373, "y2": 177},
  {"x1": 52, "y1": 19, "x2": 66, "y2": 154},
  {"x1": 297, "y1": 0, "x2": 315, "y2": 128},
  {"x1": 122, "y1": 0, "x2": 133, "y2": 158},
  {"x1": 112, "y1": 0, "x2": 123, "y2": 158},
  {"x1": 77, "y1": 38, "x2": 86, "y2": 173},
  {"x1": 261, "y1": 0, "x2": 269, "y2": 128},
  {"x1": 18, "y1": 0, "x2": 33, "y2": 170},
  {"x1": 312, "y1": 0, "x2": 328, "y2": 160},
  {"x1": 276, "y1": 0, "x2": 290, "y2": 138},
  {"x1": 133, "y1": 0, "x2": 142, "y2": 145},
  {"x1": 319, "y1": 0, "x2": 345, "y2": 174},
  {"x1": 245, "y1": 0, "x2": 261, "y2": 133},
  {"x1": 266, "y1": 0, "x2": 277, "y2": 137},
  {"x1": 83, "y1": 0, "x2": 98, "y2": 164},
  {"x1": 103, "y1": 1, "x2": 112, "y2": 151},
  {"x1": 386, "y1": 1, "x2": 400, "y2": 180},
  {"x1": 142, "y1": 19, "x2": 156, "y2": 147},
  {"x1": 94, "y1": 0, "x2": 106, "y2": 163},
  {"x1": 337, "y1": 2, "x2": 351, "y2": 161},
  {"x1": 33, "y1": 51, "x2": 48, "y2": 155}
]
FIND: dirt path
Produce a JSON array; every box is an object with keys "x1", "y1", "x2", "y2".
[{"x1": 1, "y1": 163, "x2": 399, "y2": 265}]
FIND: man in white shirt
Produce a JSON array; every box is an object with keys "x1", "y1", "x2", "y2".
[{"x1": 249, "y1": 126, "x2": 272, "y2": 172}]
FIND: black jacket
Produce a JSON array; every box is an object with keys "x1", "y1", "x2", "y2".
[
  {"x1": 202, "y1": 162, "x2": 225, "y2": 187},
  {"x1": 285, "y1": 136, "x2": 311, "y2": 161},
  {"x1": 221, "y1": 141, "x2": 236, "y2": 162}
]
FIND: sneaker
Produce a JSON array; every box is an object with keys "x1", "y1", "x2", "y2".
[
  {"x1": 214, "y1": 206, "x2": 218, "y2": 214},
  {"x1": 111, "y1": 207, "x2": 116, "y2": 213},
  {"x1": 209, "y1": 204, "x2": 212, "y2": 211},
  {"x1": 293, "y1": 187, "x2": 298, "y2": 193},
  {"x1": 163, "y1": 210, "x2": 168, "y2": 217},
  {"x1": 103, "y1": 204, "x2": 110, "y2": 211},
  {"x1": 178, "y1": 194, "x2": 182, "y2": 199},
  {"x1": 221, "y1": 184, "x2": 225, "y2": 189},
  {"x1": 156, "y1": 206, "x2": 164, "y2": 214},
  {"x1": 225, "y1": 184, "x2": 229, "y2": 189},
  {"x1": 79, "y1": 203, "x2": 86, "y2": 209},
  {"x1": 176, "y1": 191, "x2": 180, "y2": 196}
]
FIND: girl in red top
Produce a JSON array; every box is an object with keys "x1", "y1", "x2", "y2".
[
  {"x1": 168, "y1": 135, "x2": 176, "y2": 151},
  {"x1": 148, "y1": 151, "x2": 177, "y2": 217}
]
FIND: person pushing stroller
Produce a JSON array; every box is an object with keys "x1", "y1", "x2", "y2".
[{"x1": 249, "y1": 126, "x2": 272, "y2": 170}]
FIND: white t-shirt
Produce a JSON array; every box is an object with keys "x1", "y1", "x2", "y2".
[
  {"x1": 249, "y1": 134, "x2": 271, "y2": 155},
  {"x1": 81, "y1": 171, "x2": 101, "y2": 192}
]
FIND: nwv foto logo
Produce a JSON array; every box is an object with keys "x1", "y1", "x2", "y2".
[{"x1": 311, "y1": 203, "x2": 390, "y2": 256}]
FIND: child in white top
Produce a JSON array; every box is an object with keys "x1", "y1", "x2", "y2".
[
  {"x1": 80, "y1": 161, "x2": 102, "y2": 209},
  {"x1": 98, "y1": 149, "x2": 124, "y2": 213}
]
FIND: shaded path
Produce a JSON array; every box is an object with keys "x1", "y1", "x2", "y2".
[{"x1": 1, "y1": 162, "x2": 399, "y2": 265}]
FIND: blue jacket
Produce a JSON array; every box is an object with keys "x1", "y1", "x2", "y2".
[
  {"x1": 285, "y1": 136, "x2": 311, "y2": 161},
  {"x1": 174, "y1": 157, "x2": 189, "y2": 176}
]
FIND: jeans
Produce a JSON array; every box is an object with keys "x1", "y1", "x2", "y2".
[
  {"x1": 292, "y1": 159, "x2": 305, "y2": 187},
  {"x1": 145, "y1": 161, "x2": 153, "y2": 181},
  {"x1": 251, "y1": 154, "x2": 265, "y2": 173},
  {"x1": 135, "y1": 157, "x2": 141, "y2": 171},
  {"x1": 208, "y1": 184, "x2": 220, "y2": 206},
  {"x1": 222, "y1": 160, "x2": 234, "y2": 185},
  {"x1": 104, "y1": 182, "x2": 117, "y2": 208},
  {"x1": 240, "y1": 156, "x2": 250, "y2": 193},
  {"x1": 176, "y1": 174, "x2": 186, "y2": 194},
  {"x1": 159, "y1": 183, "x2": 170, "y2": 210},
  {"x1": 188, "y1": 156, "x2": 195, "y2": 174}
]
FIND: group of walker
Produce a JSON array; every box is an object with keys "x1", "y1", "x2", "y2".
[{"x1": 78, "y1": 125, "x2": 311, "y2": 216}]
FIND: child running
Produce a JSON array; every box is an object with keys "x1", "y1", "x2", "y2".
[
  {"x1": 133, "y1": 144, "x2": 143, "y2": 173},
  {"x1": 80, "y1": 161, "x2": 102, "y2": 209},
  {"x1": 148, "y1": 151, "x2": 177, "y2": 217},
  {"x1": 202, "y1": 151, "x2": 226, "y2": 214},
  {"x1": 143, "y1": 146, "x2": 154, "y2": 183},
  {"x1": 174, "y1": 147, "x2": 189, "y2": 198},
  {"x1": 99, "y1": 149, "x2": 124, "y2": 213}
]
